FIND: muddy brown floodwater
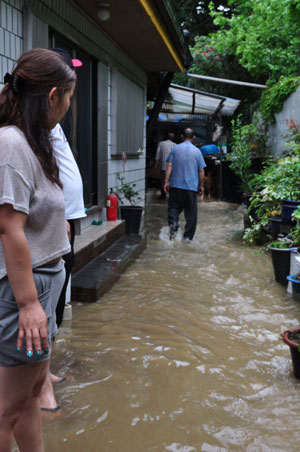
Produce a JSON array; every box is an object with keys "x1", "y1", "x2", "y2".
[{"x1": 37, "y1": 199, "x2": 300, "y2": 451}]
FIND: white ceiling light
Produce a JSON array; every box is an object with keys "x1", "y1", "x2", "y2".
[{"x1": 97, "y1": 2, "x2": 110, "y2": 21}]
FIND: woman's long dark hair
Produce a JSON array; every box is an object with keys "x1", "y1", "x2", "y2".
[{"x1": 0, "y1": 48, "x2": 76, "y2": 187}]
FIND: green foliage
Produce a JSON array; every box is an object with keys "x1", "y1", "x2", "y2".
[
  {"x1": 171, "y1": 0, "x2": 233, "y2": 44},
  {"x1": 248, "y1": 152, "x2": 300, "y2": 222},
  {"x1": 243, "y1": 222, "x2": 262, "y2": 246},
  {"x1": 269, "y1": 225, "x2": 300, "y2": 248},
  {"x1": 173, "y1": 0, "x2": 300, "y2": 126},
  {"x1": 269, "y1": 238, "x2": 294, "y2": 249},
  {"x1": 226, "y1": 114, "x2": 267, "y2": 194},
  {"x1": 257, "y1": 156, "x2": 300, "y2": 201},
  {"x1": 243, "y1": 138, "x2": 300, "y2": 245},
  {"x1": 209, "y1": 0, "x2": 300, "y2": 85},
  {"x1": 259, "y1": 77, "x2": 300, "y2": 123},
  {"x1": 116, "y1": 173, "x2": 142, "y2": 206},
  {"x1": 289, "y1": 0, "x2": 300, "y2": 23},
  {"x1": 282, "y1": 119, "x2": 300, "y2": 158},
  {"x1": 290, "y1": 226, "x2": 300, "y2": 246},
  {"x1": 292, "y1": 205, "x2": 300, "y2": 221},
  {"x1": 241, "y1": 119, "x2": 300, "y2": 246},
  {"x1": 173, "y1": 35, "x2": 262, "y2": 114},
  {"x1": 243, "y1": 223, "x2": 300, "y2": 248}
]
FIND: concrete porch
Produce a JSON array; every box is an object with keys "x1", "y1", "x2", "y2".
[{"x1": 71, "y1": 219, "x2": 147, "y2": 302}]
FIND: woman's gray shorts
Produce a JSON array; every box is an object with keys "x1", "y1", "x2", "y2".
[{"x1": 0, "y1": 260, "x2": 65, "y2": 367}]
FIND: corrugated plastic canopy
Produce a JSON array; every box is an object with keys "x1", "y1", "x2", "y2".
[{"x1": 159, "y1": 84, "x2": 240, "y2": 118}]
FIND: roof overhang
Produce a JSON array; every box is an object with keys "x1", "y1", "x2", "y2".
[{"x1": 73, "y1": 0, "x2": 190, "y2": 73}]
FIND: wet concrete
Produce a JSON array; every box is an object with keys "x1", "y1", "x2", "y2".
[{"x1": 72, "y1": 234, "x2": 147, "y2": 302}]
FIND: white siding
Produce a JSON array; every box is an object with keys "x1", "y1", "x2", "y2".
[
  {"x1": 0, "y1": 0, "x2": 147, "y2": 225},
  {"x1": 0, "y1": 0, "x2": 23, "y2": 90}
]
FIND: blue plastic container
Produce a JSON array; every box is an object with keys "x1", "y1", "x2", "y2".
[
  {"x1": 287, "y1": 274, "x2": 300, "y2": 301},
  {"x1": 200, "y1": 144, "x2": 220, "y2": 156},
  {"x1": 268, "y1": 246, "x2": 290, "y2": 286}
]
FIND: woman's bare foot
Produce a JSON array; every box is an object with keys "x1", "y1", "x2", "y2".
[
  {"x1": 50, "y1": 372, "x2": 66, "y2": 384},
  {"x1": 39, "y1": 371, "x2": 59, "y2": 411}
]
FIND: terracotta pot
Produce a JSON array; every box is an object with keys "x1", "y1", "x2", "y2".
[{"x1": 282, "y1": 327, "x2": 300, "y2": 379}]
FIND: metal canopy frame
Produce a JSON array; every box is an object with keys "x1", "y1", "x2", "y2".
[{"x1": 157, "y1": 83, "x2": 240, "y2": 120}]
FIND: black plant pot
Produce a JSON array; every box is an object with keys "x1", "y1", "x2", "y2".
[
  {"x1": 270, "y1": 217, "x2": 282, "y2": 240},
  {"x1": 120, "y1": 205, "x2": 143, "y2": 234},
  {"x1": 268, "y1": 246, "x2": 291, "y2": 286},
  {"x1": 282, "y1": 327, "x2": 300, "y2": 379},
  {"x1": 270, "y1": 216, "x2": 295, "y2": 240},
  {"x1": 281, "y1": 199, "x2": 300, "y2": 222}
]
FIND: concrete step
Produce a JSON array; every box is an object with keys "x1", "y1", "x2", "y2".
[
  {"x1": 71, "y1": 234, "x2": 147, "y2": 302},
  {"x1": 73, "y1": 220, "x2": 125, "y2": 274}
]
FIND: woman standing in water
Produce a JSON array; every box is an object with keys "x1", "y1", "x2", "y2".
[{"x1": 0, "y1": 48, "x2": 76, "y2": 452}]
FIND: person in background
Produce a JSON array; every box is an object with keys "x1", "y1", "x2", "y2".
[
  {"x1": 0, "y1": 48, "x2": 75, "y2": 452},
  {"x1": 164, "y1": 128, "x2": 206, "y2": 241},
  {"x1": 155, "y1": 132, "x2": 175, "y2": 199},
  {"x1": 38, "y1": 48, "x2": 86, "y2": 413}
]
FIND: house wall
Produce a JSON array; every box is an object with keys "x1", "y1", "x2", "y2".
[
  {"x1": 0, "y1": 0, "x2": 147, "y2": 228},
  {"x1": 0, "y1": 0, "x2": 23, "y2": 84},
  {"x1": 267, "y1": 86, "x2": 300, "y2": 157}
]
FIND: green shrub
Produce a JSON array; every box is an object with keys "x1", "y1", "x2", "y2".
[{"x1": 259, "y1": 76, "x2": 300, "y2": 123}]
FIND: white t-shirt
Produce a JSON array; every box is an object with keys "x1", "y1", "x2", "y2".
[{"x1": 51, "y1": 124, "x2": 86, "y2": 220}]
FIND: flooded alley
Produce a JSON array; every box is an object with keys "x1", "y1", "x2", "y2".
[{"x1": 42, "y1": 198, "x2": 300, "y2": 452}]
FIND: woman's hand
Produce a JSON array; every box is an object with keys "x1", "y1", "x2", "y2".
[{"x1": 17, "y1": 302, "x2": 49, "y2": 356}]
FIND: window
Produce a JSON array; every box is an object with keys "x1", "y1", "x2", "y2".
[{"x1": 111, "y1": 69, "x2": 144, "y2": 155}]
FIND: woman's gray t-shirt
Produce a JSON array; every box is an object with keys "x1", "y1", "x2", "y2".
[{"x1": 0, "y1": 126, "x2": 71, "y2": 279}]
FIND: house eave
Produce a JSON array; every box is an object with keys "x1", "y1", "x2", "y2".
[{"x1": 73, "y1": 0, "x2": 190, "y2": 73}]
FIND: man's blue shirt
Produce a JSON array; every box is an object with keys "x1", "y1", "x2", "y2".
[{"x1": 166, "y1": 141, "x2": 206, "y2": 192}]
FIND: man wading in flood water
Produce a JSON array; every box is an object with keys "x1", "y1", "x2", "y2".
[{"x1": 163, "y1": 127, "x2": 206, "y2": 241}]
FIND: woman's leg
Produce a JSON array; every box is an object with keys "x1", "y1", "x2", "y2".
[
  {"x1": 39, "y1": 357, "x2": 60, "y2": 411},
  {"x1": 56, "y1": 220, "x2": 75, "y2": 329},
  {"x1": 0, "y1": 360, "x2": 48, "y2": 452},
  {"x1": 39, "y1": 265, "x2": 66, "y2": 411}
]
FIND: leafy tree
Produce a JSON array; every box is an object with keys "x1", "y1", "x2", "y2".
[
  {"x1": 173, "y1": 35, "x2": 263, "y2": 120},
  {"x1": 173, "y1": 0, "x2": 300, "y2": 123},
  {"x1": 210, "y1": 0, "x2": 300, "y2": 85},
  {"x1": 171, "y1": 0, "x2": 233, "y2": 43}
]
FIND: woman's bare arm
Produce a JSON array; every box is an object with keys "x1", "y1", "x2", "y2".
[{"x1": 0, "y1": 203, "x2": 49, "y2": 356}]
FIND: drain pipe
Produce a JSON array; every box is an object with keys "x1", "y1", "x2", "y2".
[
  {"x1": 187, "y1": 73, "x2": 268, "y2": 89},
  {"x1": 147, "y1": 71, "x2": 174, "y2": 144}
]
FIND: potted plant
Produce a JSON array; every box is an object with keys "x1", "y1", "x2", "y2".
[
  {"x1": 226, "y1": 113, "x2": 267, "y2": 198},
  {"x1": 282, "y1": 326, "x2": 300, "y2": 379},
  {"x1": 116, "y1": 172, "x2": 143, "y2": 234},
  {"x1": 292, "y1": 205, "x2": 300, "y2": 226},
  {"x1": 268, "y1": 236, "x2": 294, "y2": 285},
  {"x1": 267, "y1": 225, "x2": 300, "y2": 285},
  {"x1": 244, "y1": 152, "x2": 300, "y2": 245},
  {"x1": 242, "y1": 120, "x2": 300, "y2": 246}
]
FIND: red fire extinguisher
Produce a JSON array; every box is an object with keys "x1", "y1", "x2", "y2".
[{"x1": 106, "y1": 189, "x2": 118, "y2": 221}]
